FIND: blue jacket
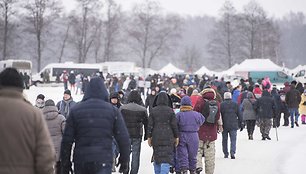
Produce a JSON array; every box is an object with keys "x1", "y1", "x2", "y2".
[{"x1": 60, "y1": 77, "x2": 130, "y2": 172}]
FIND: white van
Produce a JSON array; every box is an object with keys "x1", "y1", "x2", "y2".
[
  {"x1": 294, "y1": 68, "x2": 306, "y2": 84},
  {"x1": 0, "y1": 59, "x2": 32, "y2": 75},
  {"x1": 32, "y1": 62, "x2": 102, "y2": 85}
]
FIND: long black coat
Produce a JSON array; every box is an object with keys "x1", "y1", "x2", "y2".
[
  {"x1": 148, "y1": 92, "x2": 179, "y2": 165},
  {"x1": 60, "y1": 77, "x2": 130, "y2": 172},
  {"x1": 254, "y1": 90, "x2": 276, "y2": 119}
]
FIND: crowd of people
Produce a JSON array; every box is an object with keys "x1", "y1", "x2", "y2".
[{"x1": 1, "y1": 67, "x2": 306, "y2": 174}]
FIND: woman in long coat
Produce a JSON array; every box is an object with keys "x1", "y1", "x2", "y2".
[{"x1": 147, "y1": 92, "x2": 179, "y2": 174}]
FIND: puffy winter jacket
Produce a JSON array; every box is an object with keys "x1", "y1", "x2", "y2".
[
  {"x1": 254, "y1": 90, "x2": 276, "y2": 119},
  {"x1": 60, "y1": 77, "x2": 130, "y2": 172},
  {"x1": 285, "y1": 86, "x2": 302, "y2": 108},
  {"x1": 43, "y1": 105, "x2": 66, "y2": 161},
  {"x1": 220, "y1": 99, "x2": 242, "y2": 130},
  {"x1": 148, "y1": 92, "x2": 179, "y2": 165}
]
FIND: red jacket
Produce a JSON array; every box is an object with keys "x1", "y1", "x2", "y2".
[
  {"x1": 194, "y1": 88, "x2": 220, "y2": 142},
  {"x1": 190, "y1": 95, "x2": 201, "y2": 108}
]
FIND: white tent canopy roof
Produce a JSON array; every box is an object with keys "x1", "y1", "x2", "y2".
[
  {"x1": 158, "y1": 63, "x2": 184, "y2": 74},
  {"x1": 195, "y1": 66, "x2": 219, "y2": 76},
  {"x1": 234, "y1": 59, "x2": 283, "y2": 72}
]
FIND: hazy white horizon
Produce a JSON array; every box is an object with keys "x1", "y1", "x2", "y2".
[{"x1": 63, "y1": 0, "x2": 306, "y2": 18}]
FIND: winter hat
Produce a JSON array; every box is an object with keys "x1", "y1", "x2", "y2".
[
  {"x1": 36, "y1": 94, "x2": 45, "y2": 100},
  {"x1": 224, "y1": 92, "x2": 232, "y2": 99},
  {"x1": 110, "y1": 92, "x2": 119, "y2": 99},
  {"x1": 180, "y1": 96, "x2": 192, "y2": 106},
  {"x1": 170, "y1": 88, "x2": 177, "y2": 94},
  {"x1": 45, "y1": 99, "x2": 55, "y2": 107},
  {"x1": 64, "y1": 89, "x2": 71, "y2": 96},
  {"x1": 127, "y1": 90, "x2": 142, "y2": 104},
  {"x1": 192, "y1": 89, "x2": 199, "y2": 95},
  {"x1": 0, "y1": 67, "x2": 24, "y2": 89}
]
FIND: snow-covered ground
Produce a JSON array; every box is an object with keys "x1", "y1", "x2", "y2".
[{"x1": 24, "y1": 86, "x2": 306, "y2": 174}]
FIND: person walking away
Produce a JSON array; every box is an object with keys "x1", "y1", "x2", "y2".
[
  {"x1": 253, "y1": 83, "x2": 262, "y2": 99},
  {"x1": 194, "y1": 87, "x2": 223, "y2": 174},
  {"x1": 61, "y1": 70, "x2": 69, "y2": 90},
  {"x1": 35, "y1": 93, "x2": 45, "y2": 109},
  {"x1": 24, "y1": 72, "x2": 30, "y2": 89},
  {"x1": 279, "y1": 89, "x2": 290, "y2": 126},
  {"x1": 232, "y1": 85, "x2": 242, "y2": 103},
  {"x1": 60, "y1": 77, "x2": 131, "y2": 174},
  {"x1": 56, "y1": 89, "x2": 77, "y2": 118},
  {"x1": 190, "y1": 89, "x2": 201, "y2": 108},
  {"x1": 285, "y1": 82, "x2": 302, "y2": 128},
  {"x1": 75, "y1": 74, "x2": 83, "y2": 95},
  {"x1": 271, "y1": 86, "x2": 282, "y2": 127},
  {"x1": 147, "y1": 92, "x2": 179, "y2": 174},
  {"x1": 254, "y1": 90, "x2": 276, "y2": 140},
  {"x1": 299, "y1": 89, "x2": 306, "y2": 124},
  {"x1": 220, "y1": 92, "x2": 243, "y2": 159},
  {"x1": 0, "y1": 67, "x2": 55, "y2": 174},
  {"x1": 43, "y1": 99, "x2": 66, "y2": 174},
  {"x1": 241, "y1": 92, "x2": 257, "y2": 140},
  {"x1": 175, "y1": 96, "x2": 205, "y2": 174},
  {"x1": 68, "y1": 71, "x2": 76, "y2": 92},
  {"x1": 145, "y1": 88, "x2": 157, "y2": 113},
  {"x1": 120, "y1": 90, "x2": 149, "y2": 174}
]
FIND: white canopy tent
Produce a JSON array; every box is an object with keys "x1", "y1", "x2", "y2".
[
  {"x1": 234, "y1": 59, "x2": 283, "y2": 72},
  {"x1": 195, "y1": 66, "x2": 220, "y2": 76},
  {"x1": 158, "y1": 63, "x2": 184, "y2": 75}
]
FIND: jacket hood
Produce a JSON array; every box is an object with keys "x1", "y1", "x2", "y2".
[
  {"x1": 153, "y1": 91, "x2": 172, "y2": 107},
  {"x1": 82, "y1": 77, "x2": 109, "y2": 101},
  {"x1": 262, "y1": 90, "x2": 271, "y2": 97},
  {"x1": 127, "y1": 90, "x2": 142, "y2": 105},
  {"x1": 43, "y1": 106, "x2": 59, "y2": 120},
  {"x1": 200, "y1": 88, "x2": 216, "y2": 100}
]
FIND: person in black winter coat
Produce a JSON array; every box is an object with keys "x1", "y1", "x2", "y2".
[
  {"x1": 120, "y1": 90, "x2": 148, "y2": 174},
  {"x1": 145, "y1": 88, "x2": 157, "y2": 113},
  {"x1": 220, "y1": 92, "x2": 243, "y2": 159},
  {"x1": 110, "y1": 92, "x2": 122, "y2": 108},
  {"x1": 254, "y1": 90, "x2": 276, "y2": 140},
  {"x1": 147, "y1": 92, "x2": 179, "y2": 174},
  {"x1": 60, "y1": 77, "x2": 131, "y2": 174},
  {"x1": 271, "y1": 86, "x2": 282, "y2": 127}
]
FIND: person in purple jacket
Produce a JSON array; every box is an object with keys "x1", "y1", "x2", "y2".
[{"x1": 175, "y1": 96, "x2": 205, "y2": 174}]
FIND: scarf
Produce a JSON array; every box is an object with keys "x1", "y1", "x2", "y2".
[{"x1": 180, "y1": 105, "x2": 193, "y2": 112}]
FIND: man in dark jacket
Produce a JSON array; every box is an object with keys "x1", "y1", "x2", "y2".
[
  {"x1": 254, "y1": 90, "x2": 276, "y2": 140},
  {"x1": 60, "y1": 77, "x2": 131, "y2": 174},
  {"x1": 56, "y1": 89, "x2": 76, "y2": 118},
  {"x1": 285, "y1": 83, "x2": 302, "y2": 128},
  {"x1": 120, "y1": 90, "x2": 148, "y2": 174},
  {"x1": 145, "y1": 88, "x2": 157, "y2": 113},
  {"x1": 220, "y1": 92, "x2": 243, "y2": 159}
]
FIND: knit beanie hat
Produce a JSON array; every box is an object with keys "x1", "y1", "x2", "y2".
[
  {"x1": 64, "y1": 89, "x2": 71, "y2": 96},
  {"x1": 180, "y1": 96, "x2": 192, "y2": 106},
  {"x1": 36, "y1": 94, "x2": 45, "y2": 100},
  {"x1": 224, "y1": 92, "x2": 232, "y2": 99},
  {"x1": 45, "y1": 99, "x2": 55, "y2": 106}
]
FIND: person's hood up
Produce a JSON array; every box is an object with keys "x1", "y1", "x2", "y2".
[
  {"x1": 153, "y1": 91, "x2": 172, "y2": 107},
  {"x1": 42, "y1": 106, "x2": 59, "y2": 120},
  {"x1": 82, "y1": 77, "x2": 109, "y2": 101},
  {"x1": 127, "y1": 90, "x2": 143, "y2": 105},
  {"x1": 200, "y1": 88, "x2": 216, "y2": 100},
  {"x1": 262, "y1": 90, "x2": 271, "y2": 97}
]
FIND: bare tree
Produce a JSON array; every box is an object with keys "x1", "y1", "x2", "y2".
[
  {"x1": 24, "y1": 0, "x2": 61, "y2": 71},
  {"x1": 0, "y1": 0, "x2": 16, "y2": 60},
  {"x1": 58, "y1": 18, "x2": 70, "y2": 63},
  {"x1": 127, "y1": 0, "x2": 181, "y2": 69},
  {"x1": 180, "y1": 45, "x2": 201, "y2": 73},
  {"x1": 70, "y1": 0, "x2": 102, "y2": 63},
  {"x1": 102, "y1": 0, "x2": 121, "y2": 62},
  {"x1": 207, "y1": 0, "x2": 240, "y2": 68}
]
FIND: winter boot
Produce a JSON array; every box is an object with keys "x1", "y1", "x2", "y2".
[
  {"x1": 182, "y1": 170, "x2": 188, "y2": 174},
  {"x1": 295, "y1": 121, "x2": 299, "y2": 127},
  {"x1": 266, "y1": 136, "x2": 271, "y2": 140},
  {"x1": 189, "y1": 170, "x2": 196, "y2": 174},
  {"x1": 262, "y1": 136, "x2": 266, "y2": 140},
  {"x1": 249, "y1": 134, "x2": 253, "y2": 140},
  {"x1": 196, "y1": 167, "x2": 203, "y2": 174},
  {"x1": 231, "y1": 155, "x2": 235, "y2": 159}
]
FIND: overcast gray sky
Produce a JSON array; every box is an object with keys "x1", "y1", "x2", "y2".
[{"x1": 63, "y1": 0, "x2": 306, "y2": 18}]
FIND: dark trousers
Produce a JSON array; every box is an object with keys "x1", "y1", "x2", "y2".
[
  {"x1": 129, "y1": 138, "x2": 142, "y2": 174},
  {"x1": 74, "y1": 162, "x2": 112, "y2": 174},
  {"x1": 280, "y1": 109, "x2": 289, "y2": 126},
  {"x1": 246, "y1": 120, "x2": 256, "y2": 136},
  {"x1": 222, "y1": 130, "x2": 237, "y2": 156}
]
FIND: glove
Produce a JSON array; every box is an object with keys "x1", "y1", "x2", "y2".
[
  {"x1": 240, "y1": 127, "x2": 244, "y2": 132},
  {"x1": 117, "y1": 162, "x2": 129, "y2": 173},
  {"x1": 148, "y1": 138, "x2": 152, "y2": 147},
  {"x1": 174, "y1": 138, "x2": 179, "y2": 147}
]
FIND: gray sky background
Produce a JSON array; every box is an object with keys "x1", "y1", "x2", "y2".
[{"x1": 63, "y1": 0, "x2": 306, "y2": 18}]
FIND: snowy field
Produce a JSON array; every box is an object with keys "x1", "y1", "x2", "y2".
[{"x1": 24, "y1": 86, "x2": 306, "y2": 174}]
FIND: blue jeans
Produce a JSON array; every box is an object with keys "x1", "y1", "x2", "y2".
[
  {"x1": 74, "y1": 162, "x2": 112, "y2": 174},
  {"x1": 129, "y1": 138, "x2": 142, "y2": 174},
  {"x1": 153, "y1": 162, "x2": 171, "y2": 174},
  {"x1": 288, "y1": 108, "x2": 299, "y2": 127},
  {"x1": 222, "y1": 130, "x2": 237, "y2": 156}
]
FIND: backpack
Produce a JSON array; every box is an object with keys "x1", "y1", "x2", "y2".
[{"x1": 204, "y1": 99, "x2": 219, "y2": 124}]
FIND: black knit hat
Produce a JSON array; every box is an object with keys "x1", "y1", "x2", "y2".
[
  {"x1": 0, "y1": 67, "x2": 24, "y2": 89},
  {"x1": 64, "y1": 89, "x2": 71, "y2": 96},
  {"x1": 36, "y1": 94, "x2": 45, "y2": 100}
]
